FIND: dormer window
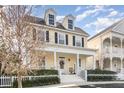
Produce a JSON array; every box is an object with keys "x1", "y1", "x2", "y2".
[
  {"x1": 68, "y1": 19, "x2": 73, "y2": 29},
  {"x1": 49, "y1": 14, "x2": 54, "y2": 25}
]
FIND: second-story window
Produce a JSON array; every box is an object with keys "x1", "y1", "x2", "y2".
[
  {"x1": 75, "y1": 36, "x2": 82, "y2": 47},
  {"x1": 49, "y1": 14, "x2": 54, "y2": 25},
  {"x1": 59, "y1": 33, "x2": 65, "y2": 44},
  {"x1": 38, "y1": 30, "x2": 45, "y2": 42},
  {"x1": 68, "y1": 19, "x2": 73, "y2": 29}
]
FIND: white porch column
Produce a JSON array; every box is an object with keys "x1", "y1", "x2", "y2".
[
  {"x1": 93, "y1": 55, "x2": 96, "y2": 70},
  {"x1": 121, "y1": 39, "x2": 123, "y2": 72},
  {"x1": 121, "y1": 58, "x2": 123, "y2": 73},
  {"x1": 76, "y1": 53, "x2": 79, "y2": 75},
  {"x1": 54, "y1": 51, "x2": 57, "y2": 70},
  {"x1": 110, "y1": 36, "x2": 113, "y2": 71},
  {"x1": 110, "y1": 57, "x2": 112, "y2": 71}
]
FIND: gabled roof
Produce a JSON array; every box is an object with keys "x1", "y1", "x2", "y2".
[
  {"x1": 88, "y1": 18, "x2": 124, "y2": 41},
  {"x1": 74, "y1": 27, "x2": 89, "y2": 36},
  {"x1": 26, "y1": 15, "x2": 89, "y2": 36}
]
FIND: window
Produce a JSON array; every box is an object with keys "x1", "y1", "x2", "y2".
[
  {"x1": 59, "y1": 33, "x2": 65, "y2": 44},
  {"x1": 38, "y1": 30, "x2": 45, "y2": 42},
  {"x1": 39, "y1": 57, "x2": 45, "y2": 69},
  {"x1": 75, "y1": 36, "x2": 81, "y2": 47},
  {"x1": 49, "y1": 14, "x2": 54, "y2": 25},
  {"x1": 32, "y1": 28, "x2": 36, "y2": 40},
  {"x1": 68, "y1": 19, "x2": 73, "y2": 29}
]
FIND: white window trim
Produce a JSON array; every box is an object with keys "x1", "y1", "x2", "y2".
[
  {"x1": 48, "y1": 14, "x2": 55, "y2": 26},
  {"x1": 68, "y1": 19, "x2": 73, "y2": 30},
  {"x1": 75, "y1": 36, "x2": 82, "y2": 47},
  {"x1": 37, "y1": 30, "x2": 48, "y2": 42},
  {"x1": 58, "y1": 32, "x2": 66, "y2": 45}
]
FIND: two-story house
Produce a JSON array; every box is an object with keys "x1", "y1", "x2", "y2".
[
  {"x1": 88, "y1": 19, "x2": 124, "y2": 73},
  {"x1": 28, "y1": 9, "x2": 96, "y2": 75}
]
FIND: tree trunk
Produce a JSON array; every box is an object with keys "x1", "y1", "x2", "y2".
[{"x1": 17, "y1": 75, "x2": 22, "y2": 88}]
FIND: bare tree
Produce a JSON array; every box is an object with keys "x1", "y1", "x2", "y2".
[{"x1": 0, "y1": 5, "x2": 45, "y2": 88}]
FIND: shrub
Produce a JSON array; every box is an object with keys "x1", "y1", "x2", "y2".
[
  {"x1": 87, "y1": 69, "x2": 117, "y2": 81},
  {"x1": 13, "y1": 76, "x2": 60, "y2": 88},
  {"x1": 87, "y1": 69, "x2": 117, "y2": 74},
  {"x1": 28, "y1": 69, "x2": 58, "y2": 76}
]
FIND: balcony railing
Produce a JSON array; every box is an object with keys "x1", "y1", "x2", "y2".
[
  {"x1": 103, "y1": 47, "x2": 111, "y2": 56},
  {"x1": 103, "y1": 47, "x2": 124, "y2": 57}
]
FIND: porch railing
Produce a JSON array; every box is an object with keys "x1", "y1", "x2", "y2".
[{"x1": 103, "y1": 47, "x2": 123, "y2": 57}]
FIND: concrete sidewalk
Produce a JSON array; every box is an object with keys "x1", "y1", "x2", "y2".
[{"x1": 33, "y1": 81, "x2": 124, "y2": 88}]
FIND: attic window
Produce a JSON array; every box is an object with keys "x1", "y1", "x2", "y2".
[
  {"x1": 49, "y1": 14, "x2": 54, "y2": 25},
  {"x1": 68, "y1": 19, "x2": 73, "y2": 29}
]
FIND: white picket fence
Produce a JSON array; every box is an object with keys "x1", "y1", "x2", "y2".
[{"x1": 0, "y1": 75, "x2": 58, "y2": 87}]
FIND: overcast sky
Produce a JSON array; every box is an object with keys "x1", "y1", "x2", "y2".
[{"x1": 32, "y1": 5, "x2": 124, "y2": 37}]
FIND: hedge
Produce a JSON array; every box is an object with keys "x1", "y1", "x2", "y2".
[
  {"x1": 87, "y1": 69, "x2": 117, "y2": 81},
  {"x1": 28, "y1": 69, "x2": 58, "y2": 76},
  {"x1": 2, "y1": 69, "x2": 58, "y2": 76},
  {"x1": 13, "y1": 76, "x2": 60, "y2": 88},
  {"x1": 87, "y1": 69, "x2": 117, "y2": 74}
]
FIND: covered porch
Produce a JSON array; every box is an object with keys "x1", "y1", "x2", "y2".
[{"x1": 35, "y1": 44, "x2": 96, "y2": 75}]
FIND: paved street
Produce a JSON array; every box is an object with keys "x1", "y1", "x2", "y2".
[{"x1": 79, "y1": 83, "x2": 124, "y2": 88}]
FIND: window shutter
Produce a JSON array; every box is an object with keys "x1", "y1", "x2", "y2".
[
  {"x1": 32, "y1": 28, "x2": 36, "y2": 40},
  {"x1": 66, "y1": 34, "x2": 68, "y2": 45},
  {"x1": 73, "y1": 36, "x2": 75, "y2": 46},
  {"x1": 46, "y1": 31, "x2": 49, "y2": 42},
  {"x1": 82, "y1": 37, "x2": 84, "y2": 47},
  {"x1": 55, "y1": 32, "x2": 58, "y2": 43}
]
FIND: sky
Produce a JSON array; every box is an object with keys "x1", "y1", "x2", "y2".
[{"x1": 32, "y1": 5, "x2": 124, "y2": 37}]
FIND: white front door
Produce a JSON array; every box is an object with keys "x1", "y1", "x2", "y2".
[{"x1": 58, "y1": 57, "x2": 66, "y2": 75}]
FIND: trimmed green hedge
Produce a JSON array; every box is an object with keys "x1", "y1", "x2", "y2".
[
  {"x1": 13, "y1": 76, "x2": 60, "y2": 88},
  {"x1": 28, "y1": 69, "x2": 58, "y2": 76},
  {"x1": 87, "y1": 69, "x2": 117, "y2": 81},
  {"x1": 87, "y1": 69, "x2": 117, "y2": 74}
]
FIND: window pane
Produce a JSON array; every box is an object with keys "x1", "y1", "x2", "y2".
[
  {"x1": 59, "y1": 34, "x2": 65, "y2": 44},
  {"x1": 38, "y1": 30, "x2": 45, "y2": 41},
  {"x1": 76, "y1": 37, "x2": 81, "y2": 47},
  {"x1": 49, "y1": 14, "x2": 54, "y2": 25},
  {"x1": 68, "y1": 19, "x2": 73, "y2": 29}
]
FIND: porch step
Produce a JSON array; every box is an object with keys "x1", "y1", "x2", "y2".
[{"x1": 60, "y1": 75, "x2": 84, "y2": 84}]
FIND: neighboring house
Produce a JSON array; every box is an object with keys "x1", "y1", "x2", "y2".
[
  {"x1": 28, "y1": 9, "x2": 96, "y2": 75},
  {"x1": 88, "y1": 19, "x2": 124, "y2": 73}
]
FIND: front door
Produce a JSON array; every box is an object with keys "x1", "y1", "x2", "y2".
[{"x1": 59, "y1": 57, "x2": 66, "y2": 75}]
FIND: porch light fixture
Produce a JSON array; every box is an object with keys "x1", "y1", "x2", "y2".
[{"x1": 68, "y1": 58, "x2": 70, "y2": 61}]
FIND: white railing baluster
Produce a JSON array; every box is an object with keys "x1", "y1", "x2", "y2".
[{"x1": 0, "y1": 75, "x2": 58, "y2": 87}]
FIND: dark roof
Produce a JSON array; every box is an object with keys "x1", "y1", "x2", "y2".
[
  {"x1": 27, "y1": 15, "x2": 89, "y2": 36},
  {"x1": 26, "y1": 15, "x2": 46, "y2": 25},
  {"x1": 74, "y1": 27, "x2": 89, "y2": 36},
  {"x1": 88, "y1": 19, "x2": 123, "y2": 41},
  {"x1": 56, "y1": 22, "x2": 66, "y2": 30}
]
